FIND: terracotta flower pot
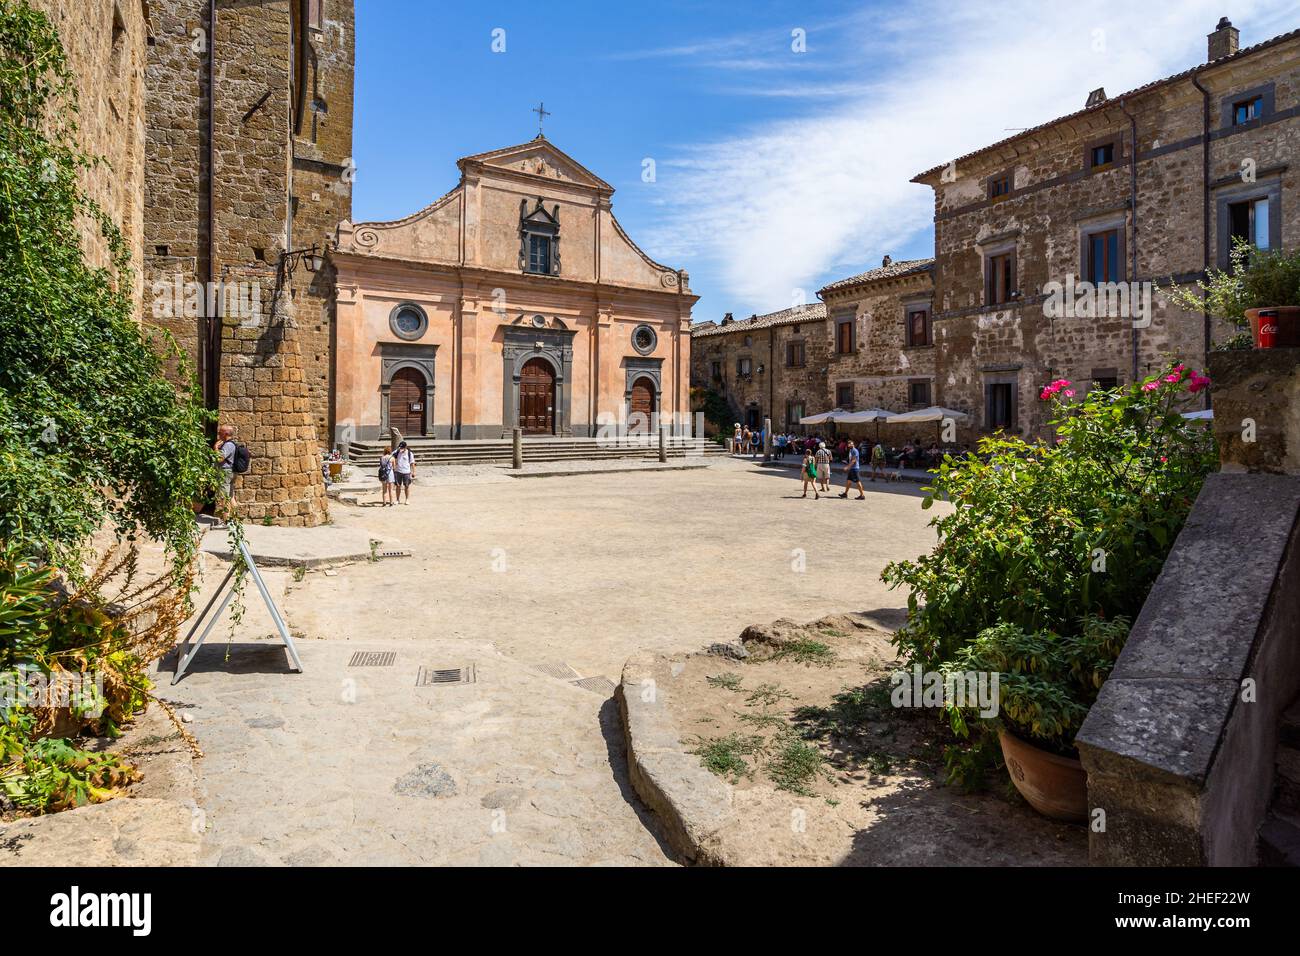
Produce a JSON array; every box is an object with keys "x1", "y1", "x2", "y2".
[
  {"x1": 1245, "y1": 306, "x2": 1300, "y2": 349},
  {"x1": 998, "y1": 730, "x2": 1087, "y2": 822}
]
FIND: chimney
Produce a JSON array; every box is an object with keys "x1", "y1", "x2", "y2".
[
  {"x1": 1208, "y1": 17, "x2": 1239, "y2": 61},
  {"x1": 1086, "y1": 87, "x2": 1107, "y2": 108},
  {"x1": 721, "y1": 312, "x2": 733, "y2": 325},
  {"x1": 881, "y1": 254, "x2": 893, "y2": 268}
]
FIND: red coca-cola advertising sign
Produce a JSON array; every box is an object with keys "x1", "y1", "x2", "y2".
[{"x1": 1246, "y1": 307, "x2": 1300, "y2": 349}]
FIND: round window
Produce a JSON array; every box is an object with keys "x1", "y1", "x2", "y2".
[
  {"x1": 389, "y1": 303, "x2": 427, "y2": 341},
  {"x1": 632, "y1": 324, "x2": 657, "y2": 355}
]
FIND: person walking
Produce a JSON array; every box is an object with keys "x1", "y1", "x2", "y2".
[
  {"x1": 392, "y1": 440, "x2": 416, "y2": 504},
  {"x1": 378, "y1": 446, "x2": 396, "y2": 506},
  {"x1": 870, "y1": 440, "x2": 887, "y2": 481},
  {"x1": 212, "y1": 424, "x2": 237, "y2": 528},
  {"x1": 749, "y1": 426, "x2": 761, "y2": 459},
  {"x1": 800, "y1": 447, "x2": 820, "y2": 499},
  {"x1": 732, "y1": 423, "x2": 742, "y2": 455},
  {"x1": 839, "y1": 440, "x2": 867, "y2": 499},
  {"x1": 814, "y1": 441, "x2": 832, "y2": 494}
]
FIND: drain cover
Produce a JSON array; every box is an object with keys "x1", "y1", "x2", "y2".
[
  {"x1": 348, "y1": 651, "x2": 396, "y2": 667},
  {"x1": 375, "y1": 549, "x2": 412, "y2": 559},
  {"x1": 533, "y1": 661, "x2": 580, "y2": 680},
  {"x1": 571, "y1": 676, "x2": 616, "y2": 696},
  {"x1": 416, "y1": 664, "x2": 475, "y2": 687}
]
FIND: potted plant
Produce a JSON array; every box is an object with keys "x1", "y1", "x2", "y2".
[
  {"x1": 941, "y1": 616, "x2": 1129, "y2": 821},
  {"x1": 1165, "y1": 240, "x2": 1300, "y2": 349}
]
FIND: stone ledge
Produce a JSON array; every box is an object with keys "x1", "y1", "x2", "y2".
[{"x1": 616, "y1": 651, "x2": 734, "y2": 865}]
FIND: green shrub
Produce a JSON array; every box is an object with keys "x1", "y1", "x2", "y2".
[
  {"x1": 882, "y1": 364, "x2": 1217, "y2": 672},
  {"x1": 1163, "y1": 239, "x2": 1300, "y2": 350}
]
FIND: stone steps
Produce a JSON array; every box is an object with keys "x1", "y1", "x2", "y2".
[{"x1": 345, "y1": 438, "x2": 727, "y2": 468}]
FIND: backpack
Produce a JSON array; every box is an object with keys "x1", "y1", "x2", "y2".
[{"x1": 232, "y1": 443, "x2": 252, "y2": 474}]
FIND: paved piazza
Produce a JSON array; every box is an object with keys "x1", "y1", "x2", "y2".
[{"x1": 165, "y1": 458, "x2": 945, "y2": 865}]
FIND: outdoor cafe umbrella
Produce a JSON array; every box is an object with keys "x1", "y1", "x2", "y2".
[
  {"x1": 1180, "y1": 408, "x2": 1214, "y2": 420},
  {"x1": 832, "y1": 407, "x2": 897, "y2": 441},
  {"x1": 885, "y1": 406, "x2": 971, "y2": 446},
  {"x1": 798, "y1": 409, "x2": 843, "y2": 426}
]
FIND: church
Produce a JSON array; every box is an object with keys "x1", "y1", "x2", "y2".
[{"x1": 330, "y1": 135, "x2": 697, "y2": 445}]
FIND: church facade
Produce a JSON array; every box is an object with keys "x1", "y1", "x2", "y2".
[{"x1": 330, "y1": 136, "x2": 697, "y2": 443}]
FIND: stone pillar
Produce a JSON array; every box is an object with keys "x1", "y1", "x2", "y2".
[
  {"x1": 513, "y1": 427, "x2": 522, "y2": 469},
  {"x1": 218, "y1": 278, "x2": 328, "y2": 527}
]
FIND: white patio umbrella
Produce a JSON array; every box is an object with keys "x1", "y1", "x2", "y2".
[
  {"x1": 885, "y1": 406, "x2": 971, "y2": 425},
  {"x1": 886, "y1": 406, "x2": 971, "y2": 448},
  {"x1": 832, "y1": 407, "x2": 897, "y2": 440},
  {"x1": 1180, "y1": 408, "x2": 1214, "y2": 420},
  {"x1": 798, "y1": 409, "x2": 843, "y2": 425}
]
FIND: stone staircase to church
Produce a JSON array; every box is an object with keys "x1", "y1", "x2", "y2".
[
  {"x1": 1259, "y1": 695, "x2": 1300, "y2": 866},
  {"x1": 345, "y1": 436, "x2": 728, "y2": 469}
]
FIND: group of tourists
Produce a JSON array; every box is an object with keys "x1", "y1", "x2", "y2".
[
  {"x1": 796, "y1": 438, "x2": 888, "y2": 499},
  {"x1": 729, "y1": 423, "x2": 765, "y2": 458}
]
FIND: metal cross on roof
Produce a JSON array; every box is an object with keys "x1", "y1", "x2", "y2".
[{"x1": 532, "y1": 101, "x2": 551, "y2": 136}]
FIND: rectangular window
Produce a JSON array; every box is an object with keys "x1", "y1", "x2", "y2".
[
  {"x1": 988, "y1": 174, "x2": 1011, "y2": 200},
  {"x1": 710, "y1": 361, "x2": 722, "y2": 380},
  {"x1": 307, "y1": 0, "x2": 324, "y2": 29},
  {"x1": 835, "y1": 319, "x2": 854, "y2": 354},
  {"x1": 836, "y1": 383, "x2": 854, "y2": 410},
  {"x1": 986, "y1": 252, "x2": 1015, "y2": 305},
  {"x1": 1085, "y1": 229, "x2": 1121, "y2": 283},
  {"x1": 908, "y1": 379, "x2": 931, "y2": 407},
  {"x1": 786, "y1": 341, "x2": 805, "y2": 367},
  {"x1": 1088, "y1": 141, "x2": 1116, "y2": 170},
  {"x1": 787, "y1": 402, "x2": 804, "y2": 428},
  {"x1": 1233, "y1": 96, "x2": 1262, "y2": 125},
  {"x1": 737, "y1": 357, "x2": 752, "y2": 376},
  {"x1": 527, "y1": 234, "x2": 551, "y2": 273},
  {"x1": 1229, "y1": 197, "x2": 1271, "y2": 251},
  {"x1": 986, "y1": 382, "x2": 1015, "y2": 431},
  {"x1": 1091, "y1": 372, "x2": 1119, "y2": 391},
  {"x1": 905, "y1": 307, "x2": 931, "y2": 347}
]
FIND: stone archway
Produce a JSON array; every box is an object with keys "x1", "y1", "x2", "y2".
[{"x1": 378, "y1": 344, "x2": 437, "y2": 439}]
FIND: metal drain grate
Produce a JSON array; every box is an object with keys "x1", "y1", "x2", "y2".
[
  {"x1": 416, "y1": 664, "x2": 476, "y2": 687},
  {"x1": 375, "y1": 549, "x2": 412, "y2": 559},
  {"x1": 533, "y1": 661, "x2": 580, "y2": 680},
  {"x1": 349, "y1": 651, "x2": 396, "y2": 667},
  {"x1": 571, "y1": 676, "x2": 617, "y2": 696}
]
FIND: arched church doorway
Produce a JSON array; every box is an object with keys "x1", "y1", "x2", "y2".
[
  {"x1": 518, "y1": 357, "x2": 556, "y2": 435},
  {"x1": 389, "y1": 367, "x2": 427, "y2": 436},
  {"x1": 628, "y1": 376, "x2": 656, "y2": 434}
]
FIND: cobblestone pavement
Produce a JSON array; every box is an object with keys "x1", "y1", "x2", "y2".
[{"x1": 164, "y1": 459, "x2": 944, "y2": 865}]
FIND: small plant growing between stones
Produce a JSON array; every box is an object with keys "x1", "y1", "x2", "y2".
[
  {"x1": 690, "y1": 733, "x2": 763, "y2": 783},
  {"x1": 771, "y1": 638, "x2": 837, "y2": 667},
  {"x1": 706, "y1": 672, "x2": 743, "y2": 692}
]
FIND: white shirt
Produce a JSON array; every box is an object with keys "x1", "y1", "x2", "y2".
[{"x1": 394, "y1": 448, "x2": 414, "y2": 474}]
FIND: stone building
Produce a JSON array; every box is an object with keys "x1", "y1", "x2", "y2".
[
  {"x1": 29, "y1": 0, "x2": 150, "y2": 310},
  {"x1": 141, "y1": 0, "x2": 354, "y2": 525},
  {"x1": 331, "y1": 136, "x2": 697, "y2": 443},
  {"x1": 689, "y1": 303, "x2": 828, "y2": 432},
  {"x1": 911, "y1": 18, "x2": 1300, "y2": 436},
  {"x1": 818, "y1": 257, "x2": 936, "y2": 437}
]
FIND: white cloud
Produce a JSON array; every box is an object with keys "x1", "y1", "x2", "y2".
[{"x1": 644, "y1": 0, "x2": 1291, "y2": 318}]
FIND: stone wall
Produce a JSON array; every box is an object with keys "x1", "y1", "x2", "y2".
[
  {"x1": 30, "y1": 0, "x2": 149, "y2": 314},
  {"x1": 1077, "y1": 348, "x2": 1300, "y2": 865},
  {"x1": 141, "y1": 0, "x2": 344, "y2": 526}
]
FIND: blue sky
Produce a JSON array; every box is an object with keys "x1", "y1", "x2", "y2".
[{"x1": 353, "y1": 0, "x2": 1296, "y2": 323}]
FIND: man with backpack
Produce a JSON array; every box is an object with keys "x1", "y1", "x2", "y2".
[
  {"x1": 392, "y1": 440, "x2": 416, "y2": 504},
  {"x1": 213, "y1": 423, "x2": 248, "y2": 528}
]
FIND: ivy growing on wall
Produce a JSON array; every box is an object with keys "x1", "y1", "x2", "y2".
[{"x1": 0, "y1": 0, "x2": 216, "y2": 579}]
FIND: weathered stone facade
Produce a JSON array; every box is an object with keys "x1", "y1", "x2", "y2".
[
  {"x1": 140, "y1": 0, "x2": 354, "y2": 525},
  {"x1": 690, "y1": 304, "x2": 829, "y2": 432},
  {"x1": 818, "y1": 258, "x2": 943, "y2": 440},
  {"x1": 911, "y1": 20, "x2": 1300, "y2": 437},
  {"x1": 29, "y1": 0, "x2": 149, "y2": 312}
]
